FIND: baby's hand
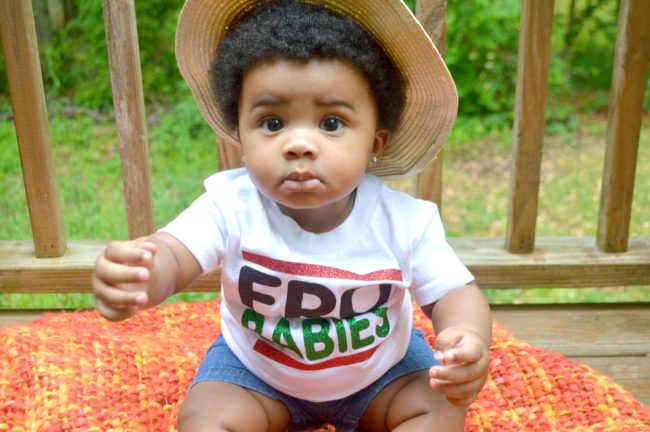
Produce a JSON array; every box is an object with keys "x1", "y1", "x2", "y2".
[
  {"x1": 92, "y1": 239, "x2": 158, "y2": 321},
  {"x1": 429, "y1": 326, "x2": 490, "y2": 408}
]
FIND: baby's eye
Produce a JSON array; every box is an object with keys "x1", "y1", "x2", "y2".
[
  {"x1": 261, "y1": 118, "x2": 283, "y2": 132},
  {"x1": 320, "y1": 117, "x2": 343, "y2": 132}
]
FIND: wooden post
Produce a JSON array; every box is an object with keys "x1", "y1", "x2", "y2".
[
  {"x1": 217, "y1": 139, "x2": 244, "y2": 172},
  {"x1": 0, "y1": 0, "x2": 67, "y2": 258},
  {"x1": 103, "y1": 0, "x2": 154, "y2": 239},
  {"x1": 505, "y1": 0, "x2": 554, "y2": 253},
  {"x1": 415, "y1": 0, "x2": 447, "y2": 206},
  {"x1": 597, "y1": 0, "x2": 650, "y2": 253}
]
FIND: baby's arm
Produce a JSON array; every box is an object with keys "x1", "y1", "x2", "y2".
[
  {"x1": 92, "y1": 232, "x2": 202, "y2": 321},
  {"x1": 421, "y1": 282, "x2": 492, "y2": 407}
]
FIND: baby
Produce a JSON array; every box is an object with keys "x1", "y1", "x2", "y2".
[{"x1": 92, "y1": 1, "x2": 491, "y2": 430}]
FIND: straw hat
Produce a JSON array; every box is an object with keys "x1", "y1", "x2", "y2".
[{"x1": 176, "y1": 0, "x2": 457, "y2": 179}]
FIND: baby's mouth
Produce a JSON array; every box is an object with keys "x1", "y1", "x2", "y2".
[{"x1": 281, "y1": 172, "x2": 323, "y2": 192}]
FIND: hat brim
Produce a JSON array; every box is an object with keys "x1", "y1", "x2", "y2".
[{"x1": 176, "y1": 0, "x2": 457, "y2": 179}]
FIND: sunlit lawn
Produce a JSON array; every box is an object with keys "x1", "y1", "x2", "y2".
[
  {"x1": 446, "y1": 113, "x2": 649, "y2": 304},
  {"x1": 390, "y1": 112, "x2": 650, "y2": 304},
  {"x1": 1, "y1": 100, "x2": 648, "y2": 309}
]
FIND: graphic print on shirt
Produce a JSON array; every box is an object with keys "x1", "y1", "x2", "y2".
[{"x1": 237, "y1": 250, "x2": 404, "y2": 369}]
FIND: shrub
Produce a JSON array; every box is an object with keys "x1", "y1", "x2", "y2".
[
  {"x1": 0, "y1": 1, "x2": 183, "y2": 111},
  {"x1": 0, "y1": 0, "x2": 621, "y2": 119}
]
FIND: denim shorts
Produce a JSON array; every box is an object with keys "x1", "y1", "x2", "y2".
[{"x1": 191, "y1": 328, "x2": 438, "y2": 431}]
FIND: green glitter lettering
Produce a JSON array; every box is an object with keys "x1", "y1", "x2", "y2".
[
  {"x1": 272, "y1": 318, "x2": 304, "y2": 358},
  {"x1": 373, "y1": 307, "x2": 390, "y2": 338},
  {"x1": 333, "y1": 319, "x2": 348, "y2": 353},
  {"x1": 241, "y1": 308, "x2": 264, "y2": 335},
  {"x1": 303, "y1": 318, "x2": 334, "y2": 361},
  {"x1": 346, "y1": 317, "x2": 374, "y2": 349}
]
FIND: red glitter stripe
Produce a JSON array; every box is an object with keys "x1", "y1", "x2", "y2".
[
  {"x1": 253, "y1": 340, "x2": 378, "y2": 370},
  {"x1": 243, "y1": 251, "x2": 403, "y2": 281}
]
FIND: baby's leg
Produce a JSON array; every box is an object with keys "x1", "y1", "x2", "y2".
[
  {"x1": 359, "y1": 370, "x2": 466, "y2": 431},
  {"x1": 178, "y1": 380, "x2": 290, "y2": 432}
]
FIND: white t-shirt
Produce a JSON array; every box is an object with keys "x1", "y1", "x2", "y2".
[{"x1": 162, "y1": 168, "x2": 473, "y2": 401}]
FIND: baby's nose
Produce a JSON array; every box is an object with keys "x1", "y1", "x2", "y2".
[{"x1": 282, "y1": 132, "x2": 319, "y2": 160}]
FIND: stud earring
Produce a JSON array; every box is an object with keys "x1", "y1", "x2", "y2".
[{"x1": 370, "y1": 153, "x2": 379, "y2": 165}]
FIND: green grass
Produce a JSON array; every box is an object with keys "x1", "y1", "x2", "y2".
[
  {"x1": 1, "y1": 98, "x2": 220, "y2": 310},
  {"x1": 0, "y1": 99, "x2": 217, "y2": 241},
  {"x1": 441, "y1": 112, "x2": 650, "y2": 239},
  {"x1": 440, "y1": 110, "x2": 650, "y2": 305},
  {"x1": 1, "y1": 97, "x2": 649, "y2": 309}
]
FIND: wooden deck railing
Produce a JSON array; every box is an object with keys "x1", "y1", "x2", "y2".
[{"x1": 1, "y1": 0, "x2": 649, "y2": 295}]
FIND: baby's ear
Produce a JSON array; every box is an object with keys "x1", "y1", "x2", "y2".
[
  {"x1": 368, "y1": 129, "x2": 390, "y2": 168},
  {"x1": 373, "y1": 128, "x2": 390, "y2": 157},
  {"x1": 230, "y1": 127, "x2": 244, "y2": 149}
]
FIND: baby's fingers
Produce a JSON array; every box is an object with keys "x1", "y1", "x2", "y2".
[
  {"x1": 95, "y1": 297, "x2": 140, "y2": 322},
  {"x1": 93, "y1": 254, "x2": 151, "y2": 286},
  {"x1": 93, "y1": 279, "x2": 148, "y2": 308},
  {"x1": 430, "y1": 358, "x2": 487, "y2": 384},
  {"x1": 103, "y1": 240, "x2": 155, "y2": 266},
  {"x1": 92, "y1": 256, "x2": 150, "y2": 315},
  {"x1": 93, "y1": 277, "x2": 148, "y2": 322},
  {"x1": 434, "y1": 343, "x2": 483, "y2": 367},
  {"x1": 429, "y1": 371, "x2": 486, "y2": 408}
]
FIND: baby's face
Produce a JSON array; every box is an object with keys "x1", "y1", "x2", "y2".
[{"x1": 237, "y1": 58, "x2": 389, "y2": 232}]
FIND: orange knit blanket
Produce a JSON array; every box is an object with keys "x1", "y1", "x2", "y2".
[{"x1": 1, "y1": 301, "x2": 649, "y2": 431}]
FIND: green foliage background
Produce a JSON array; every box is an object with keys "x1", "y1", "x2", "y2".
[
  {"x1": 0, "y1": 0, "x2": 635, "y2": 121},
  {"x1": 1, "y1": 0, "x2": 649, "y2": 308}
]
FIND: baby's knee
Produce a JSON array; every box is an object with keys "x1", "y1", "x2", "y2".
[
  {"x1": 177, "y1": 384, "x2": 238, "y2": 432},
  {"x1": 177, "y1": 399, "x2": 223, "y2": 432},
  {"x1": 178, "y1": 381, "x2": 289, "y2": 432},
  {"x1": 398, "y1": 408, "x2": 466, "y2": 432},
  {"x1": 177, "y1": 404, "x2": 245, "y2": 432}
]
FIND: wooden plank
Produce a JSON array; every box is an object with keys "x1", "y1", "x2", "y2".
[
  {"x1": 453, "y1": 236, "x2": 650, "y2": 288},
  {"x1": 1, "y1": 237, "x2": 649, "y2": 293},
  {"x1": 597, "y1": 0, "x2": 650, "y2": 253},
  {"x1": 0, "y1": 0, "x2": 67, "y2": 258},
  {"x1": 103, "y1": 0, "x2": 154, "y2": 239},
  {"x1": 493, "y1": 303, "x2": 650, "y2": 405},
  {"x1": 415, "y1": 0, "x2": 447, "y2": 56},
  {"x1": 506, "y1": 0, "x2": 554, "y2": 253},
  {"x1": 0, "y1": 310, "x2": 60, "y2": 328},
  {"x1": 491, "y1": 303, "x2": 650, "y2": 358},
  {"x1": 0, "y1": 240, "x2": 219, "y2": 293},
  {"x1": 0, "y1": 240, "x2": 108, "y2": 293},
  {"x1": 415, "y1": 0, "x2": 446, "y2": 206},
  {"x1": 416, "y1": 155, "x2": 443, "y2": 207}
]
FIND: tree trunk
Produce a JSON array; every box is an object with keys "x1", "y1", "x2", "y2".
[
  {"x1": 63, "y1": 0, "x2": 76, "y2": 21},
  {"x1": 48, "y1": 0, "x2": 66, "y2": 30},
  {"x1": 32, "y1": 0, "x2": 52, "y2": 46}
]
